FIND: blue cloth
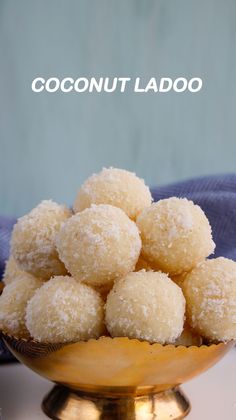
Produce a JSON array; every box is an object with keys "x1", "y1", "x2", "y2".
[
  {"x1": 0, "y1": 216, "x2": 16, "y2": 279},
  {"x1": 0, "y1": 173, "x2": 236, "y2": 361}
]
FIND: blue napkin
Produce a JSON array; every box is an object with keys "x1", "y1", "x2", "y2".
[
  {"x1": 1, "y1": 173, "x2": 236, "y2": 360},
  {"x1": 0, "y1": 216, "x2": 16, "y2": 280}
]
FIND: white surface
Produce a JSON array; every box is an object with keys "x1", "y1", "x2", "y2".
[{"x1": 0, "y1": 349, "x2": 236, "y2": 420}]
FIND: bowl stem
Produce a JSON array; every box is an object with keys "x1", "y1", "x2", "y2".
[{"x1": 42, "y1": 385, "x2": 191, "y2": 419}]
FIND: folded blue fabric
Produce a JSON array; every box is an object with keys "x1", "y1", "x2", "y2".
[
  {"x1": 0, "y1": 173, "x2": 236, "y2": 360},
  {"x1": 0, "y1": 216, "x2": 16, "y2": 279}
]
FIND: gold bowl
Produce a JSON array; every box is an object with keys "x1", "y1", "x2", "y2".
[{"x1": 2, "y1": 332, "x2": 234, "y2": 419}]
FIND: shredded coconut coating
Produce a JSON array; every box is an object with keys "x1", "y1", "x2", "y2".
[
  {"x1": 174, "y1": 323, "x2": 203, "y2": 346},
  {"x1": 183, "y1": 257, "x2": 236, "y2": 342},
  {"x1": 0, "y1": 276, "x2": 43, "y2": 338},
  {"x1": 3, "y1": 256, "x2": 33, "y2": 285},
  {"x1": 3, "y1": 262, "x2": 42, "y2": 286},
  {"x1": 73, "y1": 167, "x2": 152, "y2": 220},
  {"x1": 26, "y1": 276, "x2": 104, "y2": 343},
  {"x1": 11, "y1": 200, "x2": 71, "y2": 280},
  {"x1": 136, "y1": 197, "x2": 215, "y2": 275},
  {"x1": 56, "y1": 204, "x2": 141, "y2": 287},
  {"x1": 105, "y1": 270, "x2": 185, "y2": 344}
]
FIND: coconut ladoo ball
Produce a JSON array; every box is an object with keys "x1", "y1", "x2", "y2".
[
  {"x1": 183, "y1": 257, "x2": 236, "y2": 342},
  {"x1": 174, "y1": 323, "x2": 203, "y2": 347},
  {"x1": 136, "y1": 197, "x2": 215, "y2": 276},
  {"x1": 56, "y1": 204, "x2": 141, "y2": 287},
  {"x1": 11, "y1": 200, "x2": 71, "y2": 280},
  {"x1": 2, "y1": 256, "x2": 41, "y2": 285},
  {"x1": 3, "y1": 271, "x2": 42, "y2": 288},
  {"x1": 73, "y1": 167, "x2": 152, "y2": 220},
  {"x1": 26, "y1": 276, "x2": 104, "y2": 343},
  {"x1": 105, "y1": 271, "x2": 186, "y2": 344},
  {"x1": 3, "y1": 256, "x2": 26, "y2": 285},
  {"x1": 0, "y1": 276, "x2": 43, "y2": 338}
]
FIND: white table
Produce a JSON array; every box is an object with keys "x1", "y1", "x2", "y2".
[{"x1": 0, "y1": 349, "x2": 236, "y2": 419}]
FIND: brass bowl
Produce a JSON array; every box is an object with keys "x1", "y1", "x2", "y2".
[{"x1": 2, "y1": 332, "x2": 234, "y2": 419}]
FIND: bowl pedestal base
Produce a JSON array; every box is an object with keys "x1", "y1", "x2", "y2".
[{"x1": 42, "y1": 385, "x2": 190, "y2": 420}]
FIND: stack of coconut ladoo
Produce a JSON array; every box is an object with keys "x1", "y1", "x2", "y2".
[{"x1": 1, "y1": 167, "x2": 236, "y2": 347}]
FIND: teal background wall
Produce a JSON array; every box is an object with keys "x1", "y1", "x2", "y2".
[{"x1": 0, "y1": 0, "x2": 236, "y2": 216}]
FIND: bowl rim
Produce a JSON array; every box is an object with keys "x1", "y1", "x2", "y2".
[{"x1": 1, "y1": 330, "x2": 234, "y2": 350}]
